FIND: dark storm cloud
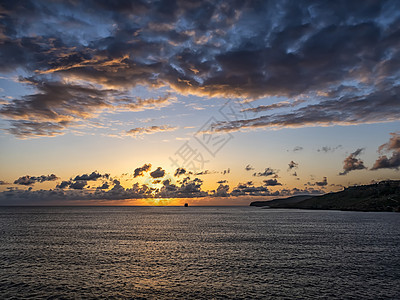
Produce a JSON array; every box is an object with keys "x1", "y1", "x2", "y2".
[
  {"x1": 150, "y1": 167, "x2": 165, "y2": 178},
  {"x1": 1, "y1": 0, "x2": 400, "y2": 136},
  {"x1": 339, "y1": 148, "x2": 367, "y2": 175},
  {"x1": 134, "y1": 163, "x2": 152, "y2": 178},
  {"x1": 253, "y1": 167, "x2": 278, "y2": 177},
  {"x1": 372, "y1": 133, "x2": 400, "y2": 170},
  {"x1": 14, "y1": 174, "x2": 58, "y2": 185}
]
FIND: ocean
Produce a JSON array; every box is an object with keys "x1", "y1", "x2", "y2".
[{"x1": 1, "y1": 206, "x2": 399, "y2": 299}]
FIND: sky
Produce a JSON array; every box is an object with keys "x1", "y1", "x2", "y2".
[{"x1": 0, "y1": 0, "x2": 400, "y2": 206}]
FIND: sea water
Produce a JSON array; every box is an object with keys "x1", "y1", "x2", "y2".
[{"x1": 1, "y1": 206, "x2": 399, "y2": 299}]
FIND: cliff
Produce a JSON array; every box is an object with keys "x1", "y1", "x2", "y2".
[{"x1": 250, "y1": 180, "x2": 400, "y2": 212}]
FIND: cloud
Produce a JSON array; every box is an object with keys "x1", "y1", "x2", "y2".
[
  {"x1": 306, "y1": 177, "x2": 328, "y2": 187},
  {"x1": 157, "y1": 177, "x2": 207, "y2": 198},
  {"x1": 120, "y1": 94, "x2": 177, "y2": 112},
  {"x1": 14, "y1": 174, "x2": 59, "y2": 185},
  {"x1": 194, "y1": 170, "x2": 218, "y2": 175},
  {"x1": 97, "y1": 182, "x2": 109, "y2": 190},
  {"x1": 222, "y1": 168, "x2": 230, "y2": 175},
  {"x1": 74, "y1": 171, "x2": 108, "y2": 181},
  {"x1": 288, "y1": 160, "x2": 298, "y2": 170},
  {"x1": 69, "y1": 180, "x2": 87, "y2": 190},
  {"x1": 150, "y1": 167, "x2": 165, "y2": 178},
  {"x1": 5, "y1": 121, "x2": 68, "y2": 138},
  {"x1": 211, "y1": 184, "x2": 230, "y2": 197},
  {"x1": 134, "y1": 163, "x2": 152, "y2": 178},
  {"x1": 56, "y1": 180, "x2": 88, "y2": 190},
  {"x1": 339, "y1": 148, "x2": 367, "y2": 175},
  {"x1": 378, "y1": 133, "x2": 400, "y2": 152},
  {"x1": 263, "y1": 179, "x2": 282, "y2": 186},
  {"x1": 126, "y1": 125, "x2": 178, "y2": 137},
  {"x1": 279, "y1": 187, "x2": 324, "y2": 196},
  {"x1": 292, "y1": 146, "x2": 303, "y2": 152},
  {"x1": 317, "y1": 145, "x2": 342, "y2": 153},
  {"x1": 213, "y1": 85, "x2": 400, "y2": 132},
  {"x1": 315, "y1": 177, "x2": 328, "y2": 187},
  {"x1": 1, "y1": 0, "x2": 400, "y2": 136},
  {"x1": 253, "y1": 167, "x2": 278, "y2": 177},
  {"x1": 371, "y1": 133, "x2": 400, "y2": 170},
  {"x1": 245, "y1": 164, "x2": 254, "y2": 171},
  {"x1": 371, "y1": 153, "x2": 400, "y2": 171},
  {"x1": 56, "y1": 171, "x2": 109, "y2": 189},
  {"x1": 231, "y1": 182, "x2": 274, "y2": 197},
  {"x1": 0, "y1": 77, "x2": 122, "y2": 138},
  {"x1": 217, "y1": 180, "x2": 227, "y2": 184},
  {"x1": 1, "y1": 182, "x2": 155, "y2": 204},
  {"x1": 57, "y1": 181, "x2": 71, "y2": 189},
  {"x1": 0, "y1": 77, "x2": 176, "y2": 138},
  {"x1": 174, "y1": 167, "x2": 187, "y2": 177},
  {"x1": 0, "y1": 181, "x2": 8, "y2": 185},
  {"x1": 241, "y1": 99, "x2": 305, "y2": 113}
]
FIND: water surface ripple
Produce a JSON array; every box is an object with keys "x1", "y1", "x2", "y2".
[{"x1": 0, "y1": 207, "x2": 399, "y2": 299}]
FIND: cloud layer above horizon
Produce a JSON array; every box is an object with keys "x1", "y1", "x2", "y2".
[
  {"x1": 2, "y1": 131, "x2": 399, "y2": 204},
  {"x1": 1, "y1": 0, "x2": 400, "y2": 137}
]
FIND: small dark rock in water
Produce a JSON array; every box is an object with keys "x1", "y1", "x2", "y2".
[{"x1": 184, "y1": 203, "x2": 188, "y2": 207}]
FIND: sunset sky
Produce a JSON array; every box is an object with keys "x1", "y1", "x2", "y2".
[{"x1": 1, "y1": 0, "x2": 400, "y2": 205}]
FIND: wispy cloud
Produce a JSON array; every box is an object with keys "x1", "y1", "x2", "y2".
[
  {"x1": 253, "y1": 167, "x2": 279, "y2": 177},
  {"x1": 126, "y1": 125, "x2": 178, "y2": 137}
]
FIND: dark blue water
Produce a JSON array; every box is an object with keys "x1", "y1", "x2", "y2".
[{"x1": 0, "y1": 207, "x2": 399, "y2": 299}]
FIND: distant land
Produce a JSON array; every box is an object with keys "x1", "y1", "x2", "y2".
[{"x1": 250, "y1": 181, "x2": 400, "y2": 212}]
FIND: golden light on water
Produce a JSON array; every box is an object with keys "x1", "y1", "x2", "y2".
[{"x1": 123, "y1": 198, "x2": 187, "y2": 206}]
